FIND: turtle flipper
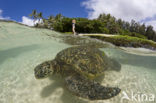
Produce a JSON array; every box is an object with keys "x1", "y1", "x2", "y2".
[{"x1": 65, "y1": 75, "x2": 121, "y2": 100}]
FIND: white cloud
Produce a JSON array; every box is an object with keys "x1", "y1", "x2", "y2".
[
  {"x1": 0, "y1": 9, "x2": 10, "y2": 20},
  {"x1": 21, "y1": 16, "x2": 35, "y2": 26},
  {"x1": 82, "y1": 0, "x2": 156, "y2": 22},
  {"x1": 21, "y1": 16, "x2": 42, "y2": 26},
  {"x1": 145, "y1": 20, "x2": 156, "y2": 30}
]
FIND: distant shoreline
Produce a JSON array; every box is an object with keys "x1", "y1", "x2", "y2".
[
  {"x1": 1, "y1": 20, "x2": 156, "y2": 50},
  {"x1": 79, "y1": 33, "x2": 156, "y2": 50}
]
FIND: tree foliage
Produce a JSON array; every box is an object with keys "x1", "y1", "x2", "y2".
[{"x1": 30, "y1": 10, "x2": 156, "y2": 42}]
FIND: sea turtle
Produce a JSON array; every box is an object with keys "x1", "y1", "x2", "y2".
[{"x1": 34, "y1": 45, "x2": 121, "y2": 100}]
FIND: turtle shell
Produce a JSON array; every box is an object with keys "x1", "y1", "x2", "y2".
[{"x1": 55, "y1": 46, "x2": 110, "y2": 79}]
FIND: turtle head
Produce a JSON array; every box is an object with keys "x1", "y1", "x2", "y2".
[{"x1": 34, "y1": 60, "x2": 56, "y2": 79}]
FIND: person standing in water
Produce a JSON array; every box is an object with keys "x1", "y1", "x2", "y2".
[{"x1": 72, "y1": 19, "x2": 76, "y2": 35}]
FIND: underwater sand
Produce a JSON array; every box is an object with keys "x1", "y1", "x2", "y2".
[{"x1": 0, "y1": 21, "x2": 156, "y2": 103}]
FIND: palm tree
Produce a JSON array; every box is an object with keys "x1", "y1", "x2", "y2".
[
  {"x1": 48, "y1": 15, "x2": 55, "y2": 23},
  {"x1": 55, "y1": 13, "x2": 63, "y2": 22},
  {"x1": 47, "y1": 15, "x2": 55, "y2": 29},
  {"x1": 29, "y1": 10, "x2": 37, "y2": 23},
  {"x1": 43, "y1": 19, "x2": 48, "y2": 28},
  {"x1": 37, "y1": 12, "x2": 43, "y2": 23}
]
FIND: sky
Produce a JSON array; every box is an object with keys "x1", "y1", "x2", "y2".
[{"x1": 0, "y1": 0, "x2": 156, "y2": 30}]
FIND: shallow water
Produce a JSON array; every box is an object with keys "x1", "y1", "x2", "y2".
[{"x1": 0, "y1": 21, "x2": 156, "y2": 103}]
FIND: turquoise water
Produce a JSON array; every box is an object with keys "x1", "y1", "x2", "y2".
[{"x1": 0, "y1": 21, "x2": 156, "y2": 103}]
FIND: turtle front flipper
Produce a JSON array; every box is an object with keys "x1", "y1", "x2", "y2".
[{"x1": 65, "y1": 75, "x2": 121, "y2": 100}]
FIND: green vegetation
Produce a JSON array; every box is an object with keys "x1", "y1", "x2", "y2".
[
  {"x1": 63, "y1": 32, "x2": 73, "y2": 35},
  {"x1": 29, "y1": 10, "x2": 156, "y2": 49},
  {"x1": 88, "y1": 35, "x2": 156, "y2": 49},
  {"x1": 30, "y1": 10, "x2": 156, "y2": 41}
]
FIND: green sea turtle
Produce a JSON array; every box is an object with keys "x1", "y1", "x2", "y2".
[{"x1": 34, "y1": 46, "x2": 121, "y2": 100}]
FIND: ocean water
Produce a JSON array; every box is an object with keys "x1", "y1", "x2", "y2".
[{"x1": 0, "y1": 21, "x2": 156, "y2": 103}]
